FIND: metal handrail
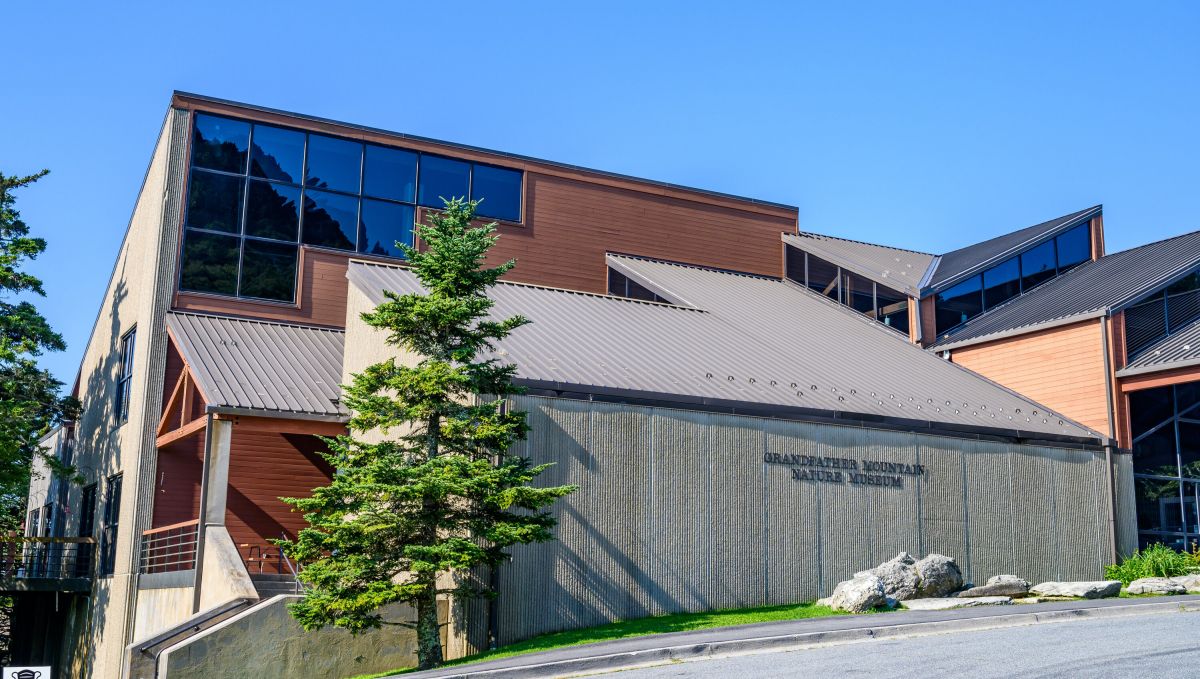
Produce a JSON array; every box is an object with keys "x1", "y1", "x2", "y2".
[
  {"x1": 0, "y1": 537, "x2": 96, "y2": 580},
  {"x1": 279, "y1": 533, "x2": 304, "y2": 594},
  {"x1": 139, "y1": 520, "x2": 199, "y2": 574}
]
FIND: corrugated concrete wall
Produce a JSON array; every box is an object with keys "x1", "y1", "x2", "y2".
[{"x1": 488, "y1": 395, "x2": 1117, "y2": 646}]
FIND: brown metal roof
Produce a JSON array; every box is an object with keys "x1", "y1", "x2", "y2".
[
  {"x1": 166, "y1": 312, "x2": 348, "y2": 420},
  {"x1": 347, "y1": 258, "x2": 1104, "y2": 443},
  {"x1": 782, "y1": 232, "x2": 935, "y2": 296}
]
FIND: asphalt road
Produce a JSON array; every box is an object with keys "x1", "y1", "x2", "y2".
[{"x1": 599, "y1": 610, "x2": 1200, "y2": 678}]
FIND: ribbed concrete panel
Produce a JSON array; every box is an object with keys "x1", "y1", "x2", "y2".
[
  {"x1": 1051, "y1": 447, "x2": 1106, "y2": 580},
  {"x1": 763, "y1": 420, "x2": 822, "y2": 603},
  {"x1": 818, "y1": 426, "x2": 878, "y2": 593},
  {"x1": 1114, "y1": 453, "x2": 1140, "y2": 558},
  {"x1": 1009, "y1": 448, "x2": 1058, "y2": 584},
  {"x1": 963, "y1": 441, "x2": 1017, "y2": 584},
  {"x1": 916, "y1": 437, "x2": 969, "y2": 572},
  {"x1": 648, "y1": 408, "x2": 712, "y2": 615},
  {"x1": 864, "y1": 430, "x2": 921, "y2": 566},
  {"x1": 705, "y1": 414, "x2": 765, "y2": 609}
]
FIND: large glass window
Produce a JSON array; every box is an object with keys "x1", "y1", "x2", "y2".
[
  {"x1": 982, "y1": 257, "x2": 1020, "y2": 309},
  {"x1": 99, "y1": 474, "x2": 122, "y2": 577},
  {"x1": 182, "y1": 113, "x2": 524, "y2": 303},
  {"x1": 805, "y1": 254, "x2": 839, "y2": 301},
  {"x1": 1020, "y1": 240, "x2": 1057, "y2": 291},
  {"x1": 607, "y1": 269, "x2": 667, "y2": 303},
  {"x1": 1055, "y1": 224, "x2": 1091, "y2": 272},
  {"x1": 935, "y1": 275, "x2": 983, "y2": 336},
  {"x1": 1130, "y1": 382, "x2": 1200, "y2": 550},
  {"x1": 843, "y1": 270, "x2": 875, "y2": 317},
  {"x1": 876, "y1": 285, "x2": 910, "y2": 334}
]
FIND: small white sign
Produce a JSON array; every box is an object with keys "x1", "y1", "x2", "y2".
[{"x1": 4, "y1": 668, "x2": 51, "y2": 679}]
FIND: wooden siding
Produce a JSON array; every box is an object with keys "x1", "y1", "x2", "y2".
[
  {"x1": 1091, "y1": 215, "x2": 1106, "y2": 259},
  {"x1": 918, "y1": 296, "x2": 937, "y2": 346},
  {"x1": 151, "y1": 434, "x2": 203, "y2": 528},
  {"x1": 949, "y1": 319, "x2": 1110, "y2": 434}
]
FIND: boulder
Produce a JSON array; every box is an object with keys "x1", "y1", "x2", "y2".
[
  {"x1": 1029, "y1": 581, "x2": 1121, "y2": 599},
  {"x1": 1126, "y1": 577, "x2": 1186, "y2": 595},
  {"x1": 1169, "y1": 574, "x2": 1200, "y2": 593},
  {"x1": 958, "y1": 574, "x2": 1031, "y2": 598},
  {"x1": 870, "y1": 552, "x2": 920, "y2": 601},
  {"x1": 828, "y1": 574, "x2": 887, "y2": 613},
  {"x1": 901, "y1": 596, "x2": 1012, "y2": 611},
  {"x1": 914, "y1": 554, "x2": 964, "y2": 597}
]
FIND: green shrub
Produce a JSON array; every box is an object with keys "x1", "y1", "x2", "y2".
[{"x1": 1105, "y1": 543, "x2": 1199, "y2": 585}]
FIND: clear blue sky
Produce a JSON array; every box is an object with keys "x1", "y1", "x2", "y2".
[{"x1": 3, "y1": 1, "x2": 1198, "y2": 385}]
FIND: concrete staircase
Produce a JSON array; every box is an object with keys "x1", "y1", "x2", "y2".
[{"x1": 250, "y1": 573, "x2": 303, "y2": 599}]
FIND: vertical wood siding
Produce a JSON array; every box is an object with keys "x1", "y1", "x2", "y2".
[
  {"x1": 490, "y1": 395, "x2": 1115, "y2": 647},
  {"x1": 225, "y1": 430, "x2": 333, "y2": 552}
]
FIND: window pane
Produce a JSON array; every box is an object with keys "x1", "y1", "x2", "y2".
[
  {"x1": 179, "y1": 230, "x2": 239, "y2": 296},
  {"x1": 805, "y1": 253, "x2": 839, "y2": 301},
  {"x1": 1130, "y1": 385, "x2": 1174, "y2": 440},
  {"x1": 1056, "y1": 224, "x2": 1091, "y2": 271},
  {"x1": 1168, "y1": 271, "x2": 1200, "y2": 296},
  {"x1": 1180, "y1": 421, "x2": 1200, "y2": 479},
  {"x1": 250, "y1": 124, "x2": 304, "y2": 183},
  {"x1": 983, "y1": 257, "x2": 1020, "y2": 309},
  {"x1": 935, "y1": 275, "x2": 983, "y2": 335},
  {"x1": 306, "y1": 134, "x2": 362, "y2": 193},
  {"x1": 608, "y1": 269, "x2": 629, "y2": 296},
  {"x1": 1125, "y1": 297, "x2": 1167, "y2": 357},
  {"x1": 187, "y1": 170, "x2": 243, "y2": 234},
  {"x1": 843, "y1": 271, "x2": 875, "y2": 317},
  {"x1": 1020, "y1": 240, "x2": 1056, "y2": 291},
  {"x1": 626, "y1": 278, "x2": 657, "y2": 302},
  {"x1": 245, "y1": 180, "x2": 301, "y2": 241},
  {"x1": 240, "y1": 240, "x2": 298, "y2": 302},
  {"x1": 471, "y1": 164, "x2": 522, "y2": 221},
  {"x1": 1136, "y1": 472, "x2": 1183, "y2": 534},
  {"x1": 192, "y1": 114, "x2": 249, "y2": 174},
  {"x1": 784, "y1": 246, "x2": 805, "y2": 285},
  {"x1": 302, "y1": 189, "x2": 358, "y2": 251},
  {"x1": 876, "y1": 285, "x2": 909, "y2": 334},
  {"x1": 363, "y1": 145, "x2": 417, "y2": 203},
  {"x1": 1167, "y1": 271, "x2": 1200, "y2": 332},
  {"x1": 358, "y1": 199, "x2": 414, "y2": 258},
  {"x1": 418, "y1": 155, "x2": 470, "y2": 208}
]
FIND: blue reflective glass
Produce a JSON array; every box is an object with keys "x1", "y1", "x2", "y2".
[
  {"x1": 983, "y1": 257, "x2": 1020, "y2": 309},
  {"x1": 1020, "y1": 240, "x2": 1056, "y2": 291},
  {"x1": 302, "y1": 190, "x2": 359, "y2": 251},
  {"x1": 250, "y1": 125, "x2": 304, "y2": 183},
  {"x1": 239, "y1": 240, "x2": 298, "y2": 303},
  {"x1": 306, "y1": 134, "x2": 362, "y2": 194},
  {"x1": 245, "y1": 180, "x2": 301, "y2": 241},
  {"x1": 187, "y1": 170, "x2": 243, "y2": 234},
  {"x1": 471, "y1": 164, "x2": 522, "y2": 221},
  {"x1": 363, "y1": 145, "x2": 417, "y2": 203},
  {"x1": 1055, "y1": 224, "x2": 1091, "y2": 271},
  {"x1": 935, "y1": 275, "x2": 982, "y2": 335},
  {"x1": 192, "y1": 114, "x2": 249, "y2": 174},
  {"x1": 418, "y1": 155, "x2": 470, "y2": 208},
  {"x1": 359, "y1": 199, "x2": 415, "y2": 258},
  {"x1": 179, "y1": 230, "x2": 240, "y2": 296}
]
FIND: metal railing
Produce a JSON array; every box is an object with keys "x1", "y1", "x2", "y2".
[
  {"x1": 139, "y1": 520, "x2": 199, "y2": 574},
  {"x1": 0, "y1": 536, "x2": 96, "y2": 581},
  {"x1": 237, "y1": 541, "x2": 289, "y2": 575}
]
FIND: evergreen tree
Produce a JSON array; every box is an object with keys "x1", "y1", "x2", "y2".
[{"x1": 280, "y1": 198, "x2": 576, "y2": 670}]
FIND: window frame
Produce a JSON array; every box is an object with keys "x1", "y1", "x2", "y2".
[
  {"x1": 115, "y1": 328, "x2": 136, "y2": 423},
  {"x1": 99, "y1": 474, "x2": 122, "y2": 577}
]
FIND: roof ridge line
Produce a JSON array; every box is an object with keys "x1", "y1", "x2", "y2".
[
  {"x1": 605, "y1": 252, "x2": 779, "y2": 281},
  {"x1": 793, "y1": 230, "x2": 936, "y2": 256},
  {"x1": 1099, "y1": 227, "x2": 1200, "y2": 259},
  {"x1": 167, "y1": 310, "x2": 346, "y2": 333}
]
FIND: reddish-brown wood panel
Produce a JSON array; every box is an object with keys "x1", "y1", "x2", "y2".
[
  {"x1": 948, "y1": 319, "x2": 1110, "y2": 434},
  {"x1": 152, "y1": 434, "x2": 204, "y2": 528},
  {"x1": 1091, "y1": 215, "x2": 1106, "y2": 259}
]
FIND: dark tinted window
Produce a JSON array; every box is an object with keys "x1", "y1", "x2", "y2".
[
  {"x1": 250, "y1": 125, "x2": 304, "y2": 183},
  {"x1": 1180, "y1": 421, "x2": 1200, "y2": 478},
  {"x1": 471, "y1": 164, "x2": 522, "y2": 221},
  {"x1": 1167, "y1": 270, "x2": 1200, "y2": 333},
  {"x1": 187, "y1": 171, "x2": 243, "y2": 233},
  {"x1": 418, "y1": 156, "x2": 470, "y2": 208},
  {"x1": 1055, "y1": 224, "x2": 1091, "y2": 271},
  {"x1": 192, "y1": 114, "x2": 249, "y2": 174},
  {"x1": 1020, "y1": 240, "x2": 1057, "y2": 291},
  {"x1": 935, "y1": 275, "x2": 982, "y2": 335},
  {"x1": 179, "y1": 231, "x2": 240, "y2": 296},
  {"x1": 1130, "y1": 385, "x2": 1174, "y2": 440},
  {"x1": 245, "y1": 181, "x2": 301, "y2": 241},
  {"x1": 303, "y1": 190, "x2": 359, "y2": 251},
  {"x1": 363, "y1": 145, "x2": 417, "y2": 203},
  {"x1": 806, "y1": 254, "x2": 839, "y2": 301},
  {"x1": 99, "y1": 474, "x2": 122, "y2": 577},
  {"x1": 784, "y1": 246, "x2": 805, "y2": 285},
  {"x1": 608, "y1": 269, "x2": 629, "y2": 296},
  {"x1": 1126, "y1": 296, "x2": 1167, "y2": 357},
  {"x1": 359, "y1": 199, "x2": 414, "y2": 258},
  {"x1": 843, "y1": 271, "x2": 875, "y2": 317},
  {"x1": 982, "y1": 257, "x2": 1020, "y2": 309},
  {"x1": 876, "y1": 285, "x2": 909, "y2": 334},
  {"x1": 240, "y1": 240, "x2": 298, "y2": 302},
  {"x1": 306, "y1": 134, "x2": 362, "y2": 193}
]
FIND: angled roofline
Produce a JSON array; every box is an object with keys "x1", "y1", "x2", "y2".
[
  {"x1": 171, "y1": 91, "x2": 799, "y2": 217},
  {"x1": 921, "y1": 205, "x2": 1102, "y2": 296},
  {"x1": 1117, "y1": 357, "x2": 1200, "y2": 378},
  {"x1": 780, "y1": 232, "x2": 934, "y2": 297},
  {"x1": 932, "y1": 310, "x2": 1108, "y2": 351}
]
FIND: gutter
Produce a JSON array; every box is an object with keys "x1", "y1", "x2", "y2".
[
  {"x1": 931, "y1": 309, "x2": 1108, "y2": 352},
  {"x1": 1117, "y1": 356, "x2": 1200, "y2": 378}
]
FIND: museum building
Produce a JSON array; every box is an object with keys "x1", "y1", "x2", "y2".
[{"x1": 9, "y1": 92, "x2": 1183, "y2": 678}]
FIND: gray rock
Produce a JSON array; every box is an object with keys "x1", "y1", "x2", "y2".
[
  {"x1": 829, "y1": 574, "x2": 887, "y2": 613},
  {"x1": 1029, "y1": 580, "x2": 1122, "y2": 599},
  {"x1": 901, "y1": 596, "x2": 1012, "y2": 611},
  {"x1": 815, "y1": 596, "x2": 833, "y2": 607},
  {"x1": 958, "y1": 574, "x2": 1031, "y2": 598},
  {"x1": 871, "y1": 552, "x2": 920, "y2": 601},
  {"x1": 1169, "y1": 574, "x2": 1200, "y2": 593},
  {"x1": 914, "y1": 554, "x2": 964, "y2": 597},
  {"x1": 1126, "y1": 577, "x2": 1187, "y2": 595}
]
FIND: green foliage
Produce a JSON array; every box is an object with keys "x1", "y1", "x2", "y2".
[
  {"x1": 279, "y1": 198, "x2": 576, "y2": 670},
  {"x1": 1105, "y1": 543, "x2": 1200, "y2": 585}
]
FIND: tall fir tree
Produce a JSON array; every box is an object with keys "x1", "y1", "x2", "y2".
[{"x1": 280, "y1": 198, "x2": 576, "y2": 669}]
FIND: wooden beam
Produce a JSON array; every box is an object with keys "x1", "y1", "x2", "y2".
[
  {"x1": 156, "y1": 416, "x2": 207, "y2": 449},
  {"x1": 214, "y1": 415, "x2": 346, "y2": 437},
  {"x1": 181, "y1": 371, "x2": 194, "y2": 428},
  {"x1": 157, "y1": 369, "x2": 188, "y2": 437}
]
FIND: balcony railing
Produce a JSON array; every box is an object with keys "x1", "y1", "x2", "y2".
[
  {"x1": 139, "y1": 520, "x2": 199, "y2": 574},
  {"x1": 0, "y1": 537, "x2": 96, "y2": 590}
]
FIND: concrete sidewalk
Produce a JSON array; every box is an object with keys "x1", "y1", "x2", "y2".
[{"x1": 394, "y1": 595, "x2": 1200, "y2": 679}]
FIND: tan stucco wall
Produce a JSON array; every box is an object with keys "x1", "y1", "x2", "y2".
[{"x1": 132, "y1": 586, "x2": 194, "y2": 643}]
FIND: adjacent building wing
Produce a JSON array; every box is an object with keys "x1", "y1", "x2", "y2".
[{"x1": 781, "y1": 232, "x2": 934, "y2": 297}]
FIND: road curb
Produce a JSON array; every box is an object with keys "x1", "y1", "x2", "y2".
[{"x1": 410, "y1": 599, "x2": 1200, "y2": 678}]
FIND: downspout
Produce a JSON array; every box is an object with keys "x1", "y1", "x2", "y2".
[
  {"x1": 191, "y1": 411, "x2": 214, "y2": 613},
  {"x1": 1099, "y1": 316, "x2": 1120, "y2": 564}
]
